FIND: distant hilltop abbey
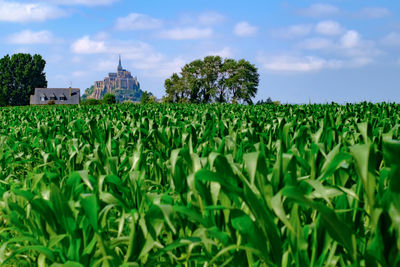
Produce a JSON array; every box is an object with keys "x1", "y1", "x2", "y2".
[{"x1": 87, "y1": 56, "x2": 143, "y2": 102}]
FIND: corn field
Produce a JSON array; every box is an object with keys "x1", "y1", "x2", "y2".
[{"x1": 0, "y1": 103, "x2": 399, "y2": 266}]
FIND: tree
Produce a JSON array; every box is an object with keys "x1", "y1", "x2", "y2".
[
  {"x1": 256, "y1": 97, "x2": 273, "y2": 105},
  {"x1": 0, "y1": 53, "x2": 47, "y2": 106},
  {"x1": 81, "y1": 99, "x2": 101, "y2": 105},
  {"x1": 164, "y1": 73, "x2": 186, "y2": 103},
  {"x1": 163, "y1": 56, "x2": 259, "y2": 104},
  {"x1": 140, "y1": 91, "x2": 156, "y2": 104},
  {"x1": 102, "y1": 93, "x2": 116, "y2": 104},
  {"x1": 226, "y1": 59, "x2": 259, "y2": 104}
]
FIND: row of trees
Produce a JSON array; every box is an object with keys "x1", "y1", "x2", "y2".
[
  {"x1": 81, "y1": 93, "x2": 117, "y2": 105},
  {"x1": 0, "y1": 54, "x2": 47, "y2": 106},
  {"x1": 0, "y1": 53, "x2": 260, "y2": 106},
  {"x1": 164, "y1": 56, "x2": 259, "y2": 104}
]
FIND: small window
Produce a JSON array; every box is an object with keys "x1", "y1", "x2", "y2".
[
  {"x1": 50, "y1": 93, "x2": 57, "y2": 101},
  {"x1": 60, "y1": 94, "x2": 67, "y2": 101},
  {"x1": 40, "y1": 94, "x2": 46, "y2": 101}
]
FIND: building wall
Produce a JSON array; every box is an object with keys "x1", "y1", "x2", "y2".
[{"x1": 91, "y1": 69, "x2": 140, "y2": 100}]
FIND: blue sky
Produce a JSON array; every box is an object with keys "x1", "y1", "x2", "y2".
[{"x1": 1, "y1": 0, "x2": 400, "y2": 103}]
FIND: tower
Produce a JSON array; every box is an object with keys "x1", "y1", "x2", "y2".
[{"x1": 118, "y1": 55, "x2": 122, "y2": 72}]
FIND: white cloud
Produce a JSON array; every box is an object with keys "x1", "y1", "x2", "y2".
[
  {"x1": 95, "y1": 54, "x2": 185, "y2": 78},
  {"x1": 381, "y1": 32, "x2": 400, "y2": 46},
  {"x1": 297, "y1": 29, "x2": 379, "y2": 59},
  {"x1": 71, "y1": 35, "x2": 185, "y2": 78},
  {"x1": 115, "y1": 13, "x2": 162, "y2": 31},
  {"x1": 72, "y1": 71, "x2": 87, "y2": 77},
  {"x1": 94, "y1": 59, "x2": 115, "y2": 72},
  {"x1": 207, "y1": 47, "x2": 233, "y2": 58},
  {"x1": 298, "y1": 38, "x2": 334, "y2": 50},
  {"x1": 340, "y1": 30, "x2": 361, "y2": 48},
  {"x1": 93, "y1": 31, "x2": 110, "y2": 40},
  {"x1": 177, "y1": 11, "x2": 225, "y2": 28},
  {"x1": 71, "y1": 56, "x2": 82, "y2": 63},
  {"x1": 71, "y1": 36, "x2": 106, "y2": 54},
  {"x1": 0, "y1": 1, "x2": 65, "y2": 22},
  {"x1": 298, "y1": 4, "x2": 339, "y2": 17},
  {"x1": 272, "y1": 24, "x2": 313, "y2": 39},
  {"x1": 7, "y1": 30, "x2": 56, "y2": 44},
  {"x1": 351, "y1": 57, "x2": 373, "y2": 67},
  {"x1": 274, "y1": 21, "x2": 343, "y2": 39},
  {"x1": 198, "y1": 11, "x2": 225, "y2": 26},
  {"x1": 259, "y1": 53, "x2": 374, "y2": 73},
  {"x1": 315, "y1": 21, "x2": 343, "y2": 35},
  {"x1": 159, "y1": 27, "x2": 213, "y2": 40},
  {"x1": 359, "y1": 7, "x2": 390, "y2": 19},
  {"x1": 233, "y1": 21, "x2": 258, "y2": 37},
  {"x1": 266, "y1": 22, "x2": 381, "y2": 73},
  {"x1": 45, "y1": 0, "x2": 118, "y2": 6},
  {"x1": 261, "y1": 55, "x2": 342, "y2": 72},
  {"x1": 339, "y1": 31, "x2": 381, "y2": 60},
  {"x1": 139, "y1": 57, "x2": 186, "y2": 78}
]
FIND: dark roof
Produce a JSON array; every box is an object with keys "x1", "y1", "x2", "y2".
[
  {"x1": 30, "y1": 88, "x2": 81, "y2": 105},
  {"x1": 34, "y1": 88, "x2": 80, "y2": 95}
]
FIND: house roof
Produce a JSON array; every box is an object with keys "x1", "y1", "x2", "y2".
[
  {"x1": 34, "y1": 88, "x2": 80, "y2": 96},
  {"x1": 30, "y1": 88, "x2": 81, "y2": 105}
]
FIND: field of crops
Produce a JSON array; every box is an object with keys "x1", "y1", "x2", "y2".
[{"x1": 0, "y1": 103, "x2": 399, "y2": 266}]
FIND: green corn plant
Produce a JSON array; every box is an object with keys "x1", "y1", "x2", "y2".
[{"x1": 0, "y1": 103, "x2": 400, "y2": 266}]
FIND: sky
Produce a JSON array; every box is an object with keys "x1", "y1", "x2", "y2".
[{"x1": 1, "y1": 0, "x2": 400, "y2": 103}]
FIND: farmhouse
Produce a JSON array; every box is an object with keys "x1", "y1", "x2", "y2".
[{"x1": 30, "y1": 88, "x2": 80, "y2": 105}]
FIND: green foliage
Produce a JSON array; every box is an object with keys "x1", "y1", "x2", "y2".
[
  {"x1": 113, "y1": 87, "x2": 143, "y2": 102},
  {"x1": 256, "y1": 97, "x2": 273, "y2": 105},
  {"x1": 0, "y1": 53, "x2": 47, "y2": 106},
  {"x1": 140, "y1": 91, "x2": 155, "y2": 104},
  {"x1": 164, "y1": 56, "x2": 259, "y2": 104},
  {"x1": 80, "y1": 98, "x2": 101, "y2": 105},
  {"x1": 81, "y1": 85, "x2": 144, "y2": 103},
  {"x1": 81, "y1": 86, "x2": 94, "y2": 100},
  {"x1": 102, "y1": 93, "x2": 116, "y2": 104},
  {"x1": 0, "y1": 102, "x2": 400, "y2": 266}
]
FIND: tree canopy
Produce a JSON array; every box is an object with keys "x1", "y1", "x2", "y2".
[
  {"x1": 140, "y1": 91, "x2": 156, "y2": 104},
  {"x1": 102, "y1": 93, "x2": 116, "y2": 104},
  {"x1": 0, "y1": 53, "x2": 47, "y2": 106},
  {"x1": 163, "y1": 56, "x2": 259, "y2": 104}
]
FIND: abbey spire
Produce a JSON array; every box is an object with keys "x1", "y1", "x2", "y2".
[
  {"x1": 90, "y1": 54, "x2": 142, "y2": 102},
  {"x1": 118, "y1": 54, "x2": 123, "y2": 71}
]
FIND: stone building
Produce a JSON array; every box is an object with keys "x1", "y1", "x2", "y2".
[
  {"x1": 89, "y1": 56, "x2": 142, "y2": 102},
  {"x1": 30, "y1": 88, "x2": 80, "y2": 105}
]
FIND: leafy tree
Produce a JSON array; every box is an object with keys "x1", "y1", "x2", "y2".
[
  {"x1": 256, "y1": 97, "x2": 273, "y2": 105},
  {"x1": 81, "y1": 99, "x2": 101, "y2": 105},
  {"x1": 140, "y1": 91, "x2": 156, "y2": 104},
  {"x1": 0, "y1": 53, "x2": 47, "y2": 106},
  {"x1": 199, "y1": 56, "x2": 222, "y2": 103},
  {"x1": 102, "y1": 93, "x2": 116, "y2": 104},
  {"x1": 164, "y1": 56, "x2": 259, "y2": 104},
  {"x1": 164, "y1": 74, "x2": 185, "y2": 103},
  {"x1": 227, "y1": 59, "x2": 259, "y2": 104},
  {"x1": 140, "y1": 91, "x2": 150, "y2": 104}
]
